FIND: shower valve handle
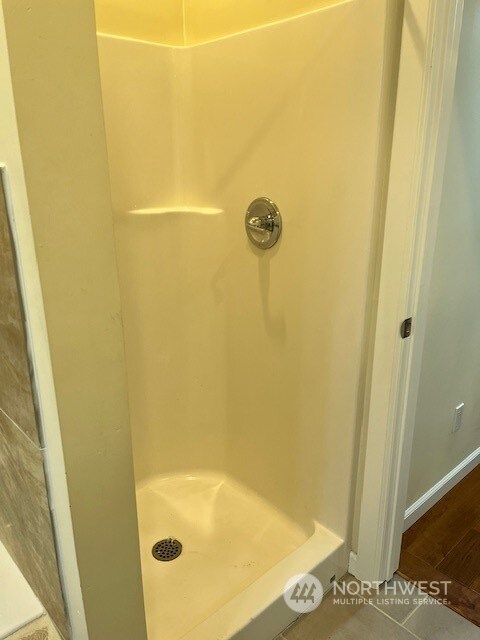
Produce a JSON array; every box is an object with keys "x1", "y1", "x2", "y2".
[
  {"x1": 246, "y1": 215, "x2": 275, "y2": 234},
  {"x1": 245, "y1": 197, "x2": 282, "y2": 250}
]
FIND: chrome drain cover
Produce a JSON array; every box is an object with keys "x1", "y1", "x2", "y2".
[{"x1": 152, "y1": 538, "x2": 182, "y2": 562}]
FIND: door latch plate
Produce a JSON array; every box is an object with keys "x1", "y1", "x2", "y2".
[{"x1": 400, "y1": 317, "x2": 413, "y2": 339}]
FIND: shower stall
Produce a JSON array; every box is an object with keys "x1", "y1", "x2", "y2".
[{"x1": 95, "y1": 0, "x2": 386, "y2": 637}]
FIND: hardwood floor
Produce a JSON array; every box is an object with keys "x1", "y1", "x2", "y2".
[{"x1": 398, "y1": 465, "x2": 480, "y2": 627}]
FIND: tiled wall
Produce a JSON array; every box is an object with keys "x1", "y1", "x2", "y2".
[{"x1": 0, "y1": 176, "x2": 68, "y2": 638}]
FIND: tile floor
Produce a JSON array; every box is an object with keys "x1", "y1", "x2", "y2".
[
  {"x1": 6, "y1": 576, "x2": 480, "y2": 640},
  {"x1": 277, "y1": 574, "x2": 480, "y2": 640}
]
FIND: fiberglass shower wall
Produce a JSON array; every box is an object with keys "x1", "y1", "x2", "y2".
[{"x1": 97, "y1": 0, "x2": 385, "y2": 546}]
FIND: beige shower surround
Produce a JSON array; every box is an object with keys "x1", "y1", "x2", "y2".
[
  {"x1": 97, "y1": 2, "x2": 388, "y2": 635},
  {"x1": 94, "y1": 0, "x2": 348, "y2": 45},
  {"x1": 98, "y1": 0, "x2": 386, "y2": 558}
]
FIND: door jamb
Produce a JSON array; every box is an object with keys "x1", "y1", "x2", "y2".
[{"x1": 352, "y1": 0, "x2": 464, "y2": 583}]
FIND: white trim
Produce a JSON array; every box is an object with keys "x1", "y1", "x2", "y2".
[
  {"x1": 404, "y1": 448, "x2": 480, "y2": 531},
  {"x1": 354, "y1": 0, "x2": 464, "y2": 583},
  {"x1": 348, "y1": 551, "x2": 358, "y2": 576}
]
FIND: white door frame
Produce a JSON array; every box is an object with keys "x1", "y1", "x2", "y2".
[{"x1": 352, "y1": 0, "x2": 465, "y2": 583}]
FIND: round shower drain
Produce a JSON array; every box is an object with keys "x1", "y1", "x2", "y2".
[{"x1": 152, "y1": 538, "x2": 183, "y2": 562}]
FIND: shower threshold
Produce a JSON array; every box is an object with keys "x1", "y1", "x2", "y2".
[{"x1": 136, "y1": 472, "x2": 344, "y2": 640}]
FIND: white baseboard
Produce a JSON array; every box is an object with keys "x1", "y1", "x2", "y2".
[
  {"x1": 404, "y1": 446, "x2": 480, "y2": 531},
  {"x1": 348, "y1": 551, "x2": 357, "y2": 576}
]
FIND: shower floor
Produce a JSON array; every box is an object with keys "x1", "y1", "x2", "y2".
[{"x1": 136, "y1": 471, "x2": 310, "y2": 640}]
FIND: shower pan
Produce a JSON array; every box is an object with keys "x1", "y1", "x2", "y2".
[{"x1": 95, "y1": 0, "x2": 386, "y2": 638}]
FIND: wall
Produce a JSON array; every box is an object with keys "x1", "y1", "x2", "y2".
[
  {"x1": 0, "y1": 8, "x2": 88, "y2": 635},
  {"x1": 95, "y1": 0, "x2": 346, "y2": 45},
  {"x1": 0, "y1": 178, "x2": 67, "y2": 637},
  {"x1": 1, "y1": 1, "x2": 148, "y2": 639},
  {"x1": 407, "y1": 0, "x2": 480, "y2": 506},
  {"x1": 98, "y1": 0, "x2": 388, "y2": 542}
]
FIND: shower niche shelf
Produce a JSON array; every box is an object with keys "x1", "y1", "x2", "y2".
[{"x1": 124, "y1": 207, "x2": 224, "y2": 217}]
